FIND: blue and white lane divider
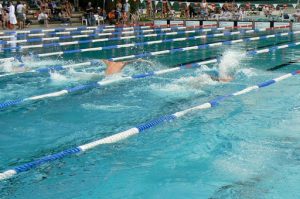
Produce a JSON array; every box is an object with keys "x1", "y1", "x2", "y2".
[
  {"x1": 0, "y1": 29, "x2": 291, "y2": 78},
  {"x1": 0, "y1": 25, "x2": 211, "y2": 41},
  {"x1": 0, "y1": 26, "x2": 226, "y2": 46},
  {"x1": 1, "y1": 41, "x2": 300, "y2": 110},
  {"x1": 0, "y1": 60, "x2": 102, "y2": 78},
  {"x1": 7, "y1": 27, "x2": 284, "y2": 52},
  {"x1": 6, "y1": 25, "x2": 189, "y2": 38},
  {"x1": 35, "y1": 30, "x2": 298, "y2": 58},
  {"x1": 109, "y1": 32, "x2": 299, "y2": 61},
  {"x1": 0, "y1": 26, "x2": 154, "y2": 40},
  {"x1": 0, "y1": 26, "x2": 166, "y2": 42},
  {"x1": 0, "y1": 69, "x2": 299, "y2": 181},
  {"x1": 0, "y1": 24, "x2": 153, "y2": 35}
]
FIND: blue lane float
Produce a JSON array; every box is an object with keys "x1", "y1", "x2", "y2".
[
  {"x1": 0, "y1": 28, "x2": 294, "y2": 61},
  {"x1": 0, "y1": 25, "x2": 155, "y2": 40},
  {"x1": 1, "y1": 27, "x2": 286, "y2": 53},
  {"x1": 0, "y1": 30, "x2": 293, "y2": 79},
  {"x1": 0, "y1": 26, "x2": 227, "y2": 48},
  {"x1": 0, "y1": 24, "x2": 153, "y2": 36},
  {"x1": 1, "y1": 40, "x2": 300, "y2": 110},
  {"x1": 0, "y1": 68, "x2": 299, "y2": 181}
]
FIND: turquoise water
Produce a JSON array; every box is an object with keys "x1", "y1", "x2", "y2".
[{"x1": 1, "y1": 28, "x2": 300, "y2": 198}]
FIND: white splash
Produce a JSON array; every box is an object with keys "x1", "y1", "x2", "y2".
[
  {"x1": 218, "y1": 50, "x2": 246, "y2": 79},
  {"x1": 149, "y1": 73, "x2": 218, "y2": 98},
  {"x1": 49, "y1": 71, "x2": 68, "y2": 83},
  {"x1": 0, "y1": 58, "x2": 24, "y2": 72},
  {"x1": 67, "y1": 68, "x2": 103, "y2": 80}
]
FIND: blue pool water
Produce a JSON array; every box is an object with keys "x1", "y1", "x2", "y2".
[{"x1": 1, "y1": 27, "x2": 300, "y2": 198}]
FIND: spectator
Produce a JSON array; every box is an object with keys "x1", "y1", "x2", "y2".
[
  {"x1": 184, "y1": 4, "x2": 189, "y2": 18},
  {"x1": 2, "y1": 8, "x2": 8, "y2": 29},
  {"x1": 239, "y1": 7, "x2": 245, "y2": 20},
  {"x1": 60, "y1": 9, "x2": 71, "y2": 24},
  {"x1": 102, "y1": 9, "x2": 107, "y2": 21},
  {"x1": 146, "y1": 0, "x2": 153, "y2": 18},
  {"x1": 23, "y1": 2, "x2": 31, "y2": 28},
  {"x1": 108, "y1": 9, "x2": 116, "y2": 24},
  {"x1": 121, "y1": 10, "x2": 128, "y2": 24},
  {"x1": 65, "y1": 0, "x2": 72, "y2": 17},
  {"x1": 40, "y1": 0, "x2": 51, "y2": 17},
  {"x1": 116, "y1": 0, "x2": 122, "y2": 23},
  {"x1": 85, "y1": 2, "x2": 95, "y2": 26},
  {"x1": 293, "y1": 9, "x2": 300, "y2": 22},
  {"x1": 200, "y1": 0, "x2": 208, "y2": 19},
  {"x1": 220, "y1": 9, "x2": 232, "y2": 20},
  {"x1": 38, "y1": 10, "x2": 48, "y2": 27},
  {"x1": 16, "y1": 1, "x2": 25, "y2": 29},
  {"x1": 200, "y1": 0, "x2": 208, "y2": 11},
  {"x1": 8, "y1": 1, "x2": 17, "y2": 29},
  {"x1": 123, "y1": 0, "x2": 130, "y2": 17},
  {"x1": 189, "y1": 4, "x2": 195, "y2": 19},
  {"x1": 263, "y1": 5, "x2": 271, "y2": 18},
  {"x1": 162, "y1": 0, "x2": 168, "y2": 18},
  {"x1": 0, "y1": 2, "x2": 3, "y2": 29}
]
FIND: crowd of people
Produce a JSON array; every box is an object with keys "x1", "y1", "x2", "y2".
[
  {"x1": 146, "y1": 0, "x2": 296, "y2": 22},
  {"x1": 0, "y1": 0, "x2": 75, "y2": 30},
  {"x1": 84, "y1": 0, "x2": 137, "y2": 26},
  {"x1": 0, "y1": 0, "x2": 299, "y2": 30},
  {"x1": 32, "y1": 0, "x2": 74, "y2": 27},
  {"x1": 0, "y1": 1, "x2": 31, "y2": 30}
]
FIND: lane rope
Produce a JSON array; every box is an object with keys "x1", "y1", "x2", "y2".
[
  {"x1": 0, "y1": 24, "x2": 154, "y2": 36},
  {"x1": 4, "y1": 27, "x2": 284, "y2": 52},
  {"x1": 0, "y1": 40, "x2": 299, "y2": 109},
  {"x1": 0, "y1": 68, "x2": 299, "y2": 181},
  {"x1": 0, "y1": 26, "x2": 229, "y2": 51},
  {"x1": 0, "y1": 29, "x2": 292, "y2": 78}
]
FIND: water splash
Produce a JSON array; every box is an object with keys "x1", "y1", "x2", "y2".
[
  {"x1": 149, "y1": 72, "x2": 218, "y2": 98},
  {"x1": 121, "y1": 59, "x2": 163, "y2": 76},
  {"x1": 49, "y1": 71, "x2": 68, "y2": 83},
  {"x1": 67, "y1": 68, "x2": 103, "y2": 81},
  {"x1": 218, "y1": 49, "x2": 246, "y2": 79}
]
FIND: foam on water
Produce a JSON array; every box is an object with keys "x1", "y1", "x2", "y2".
[
  {"x1": 81, "y1": 103, "x2": 140, "y2": 111},
  {"x1": 49, "y1": 71, "x2": 68, "y2": 84},
  {"x1": 0, "y1": 58, "x2": 25, "y2": 72},
  {"x1": 122, "y1": 59, "x2": 164, "y2": 76},
  {"x1": 67, "y1": 68, "x2": 103, "y2": 80},
  {"x1": 149, "y1": 73, "x2": 218, "y2": 98},
  {"x1": 21, "y1": 55, "x2": 63, "y2": 69}
]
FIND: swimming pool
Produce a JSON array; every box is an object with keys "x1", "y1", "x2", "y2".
[{"x1": 1, "y1": 25, "x2": 300, "y2": 198}]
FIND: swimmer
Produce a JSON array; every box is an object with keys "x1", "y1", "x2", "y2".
[
  {"x1": 204, "y1": 68, "x2": 233, "y2": 82},
  {"x1": 102, "y1": 59, "x2": 155, "y2": 75},
  {"x1": 103, "y1": 60, "x2": 233, "y2": 82}
]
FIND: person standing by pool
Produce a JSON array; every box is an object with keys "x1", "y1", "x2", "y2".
[
  {"x1": 0, "y1": 2, "x2": 3, "y2": 29},
  {"x1": 85, "y1": 2, "x2": 95, "y2": 26},
  {"x1": 16, "y1": 1, "x2": 25, "y2": 29},
  {"x1": 124, "y1": 0, "x2": 130, "y2": 19},
  {"x1": 8, "y1": 1, "x2": 17, "y2": 29},
  {"x1": 116, "y1": 0, "x2": 122, "y2": 24},
  {"x1": 293, "y1": 9, "x2": 300, "y2": 22}
]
